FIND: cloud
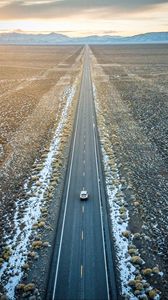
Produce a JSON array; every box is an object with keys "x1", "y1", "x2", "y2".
[
  {"x1": 61, "y1": 0, "x2": 168, "y2": 10},
  {"x1": 0, "y1": 0, "x2": 167, "y2": 20},
  {"x1": 99, "y1": 30, "x2": 120, "y2": 35},
  {"x1": 0, "y1": 1, "x2": 66, "y2": 19},
  {"x1": 22, "y1": 0, "x2": 62, "y2": 5}
]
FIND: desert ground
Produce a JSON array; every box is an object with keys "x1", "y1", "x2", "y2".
[
  {"x1": 0, "y1": 44, "x2": 83, "y2": 217},
  {"x1": 0, "y1": 44, "x2": 168, "y2": 300},
  {"x1": 0, "y1": 45, "x2": 84, "y2": 298},
  {"x1": 91, "y1": 44, "x2": 168, "y2": 299}
]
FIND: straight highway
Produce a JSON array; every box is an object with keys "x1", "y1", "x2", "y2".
[{"x1": 46, "y1": 46, "x2": 117, "y2": 300}]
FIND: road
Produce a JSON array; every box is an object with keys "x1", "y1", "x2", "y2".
[{"x1": 46, "y1": 46, "x2": 118, "y2": 300}]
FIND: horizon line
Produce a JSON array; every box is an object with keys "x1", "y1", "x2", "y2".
[{"x1": 0, "y1": 30, "x2": 168, "y2": 38}]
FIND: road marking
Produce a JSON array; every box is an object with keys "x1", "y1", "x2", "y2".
[
  {"x1": 83, "y1": 160, "x2": 85, "y2": 164},
  {"x1": 52, "y1": 63, "x2": 83, "y2": 300},
  {"x1": 83, "y1": 172, "x2": 85, "y2": 177},
  {"x1": 52, "y1": 47, "x2": 110, "y2": 300},
  {"x1": 82, "y1": 206, "x2": 84, "y2": 213},
  {"x1": 92, "y1": 99, "x2": 110, "y2": 300},
  {"x1": 81, "y1": 231, "x2": 84, "y2": 240},
  {"x1": 81, "y1": 265, "x2": 83, "y2": 278},
  {"x1": 83, "y1": 149, "x2": 85, "y2": 153}
]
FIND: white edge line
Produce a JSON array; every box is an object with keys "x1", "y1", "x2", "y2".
[
  {"x1": 89, "y1": 62, "x2": 110, "y2": 299},
  {"x1": 52, "y1": 61, "x2": 84, "y2": 300},
  {"x1": 92, "y1": 110, "x2": 110, "y2": 300}
]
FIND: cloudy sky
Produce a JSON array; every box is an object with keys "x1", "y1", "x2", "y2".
[{"x1": 0, "y1": 0, "x2": 167, "y2": 36}]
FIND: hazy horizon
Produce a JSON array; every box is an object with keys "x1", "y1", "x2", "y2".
[
  {"x1": 0, "y1": 29, "x2": 168, "y2": 38},
  {"x1": 0, "y1": 0, "x2": 167, "y2": 37}
]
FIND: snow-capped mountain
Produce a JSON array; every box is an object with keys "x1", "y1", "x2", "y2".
[{"x1": 0, "y1": 31, "x2": 167, "y2": 44}]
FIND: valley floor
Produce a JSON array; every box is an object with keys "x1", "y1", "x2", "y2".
[
  {"x1": 0, "y1": 44, "x2": 168, "y2": 300},
  {"x1": 91, "y1": 44, "x2": 168, "y2": 299}
]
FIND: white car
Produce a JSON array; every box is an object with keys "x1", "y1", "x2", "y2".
[{"x1": 80, "y1": 190, "x2": 88, "y2": 200}]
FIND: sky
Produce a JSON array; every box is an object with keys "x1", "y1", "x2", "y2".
[{"x1": 0, "y1": 0, "x2": 167, "y2": 36}]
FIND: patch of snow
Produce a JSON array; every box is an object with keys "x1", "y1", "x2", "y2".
[
  {"x1": 93, "y1": 83, "x2": 137, "y2": 299},
  {"x1": 103, "y1": 148, "x2": 137, "y2": 298},
  {"x1": 93, "y1": 81, "x2": 161, "y2": 300},
  {"x1": 0, "y1": 83, "x2": 76, "y2": 299},
  {"x1": 0, "y1": 144, "x2": 4, "y2": 158}
]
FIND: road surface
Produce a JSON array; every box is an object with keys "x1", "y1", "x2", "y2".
[{"x1": 46, "y1": 46, "x2": 118, "y2": 300}]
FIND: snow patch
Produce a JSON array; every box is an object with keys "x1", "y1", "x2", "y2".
[
  {"x1": 103, "y1": 148, "x2": 137, "y2": 298},
  {"x1": 0, "y1": 84, "x2": 76, "y2": 299},
  {"x1": 93, "y1": 83, "x2": 137, "y2": 298},
  {"x1": 93, "y1": 82, "x2": 161, "y2": 300}
]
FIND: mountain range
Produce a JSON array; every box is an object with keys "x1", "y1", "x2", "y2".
[{"x1": 0, "y1": 31, "x2": 168, "y2": 45}]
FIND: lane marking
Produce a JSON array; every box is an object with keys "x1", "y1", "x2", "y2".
[
  {"x1": 81, "y1": 231, "x2": 84, "y2": 240},
  {"x1": 82, "y1": 206, "x2": 84, "y2": 214},
  {"x1": 83, "y1": 172, "x2": 85, "y2": 177},
  {"x1": 81, "y1": 265, "x2": 83, "y2": 278},
  {"x1": 83, "y1": 160, "x2": 85, "y2": 164},
  {"x1": 52, "y1": 60, "x2": 84, "y2": 300},
  {"x1": 91, "y1": 81, "x2": 110, "y2": 299}
]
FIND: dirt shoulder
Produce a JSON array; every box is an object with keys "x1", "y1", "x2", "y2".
[
  {"x1": 91, "y1": 45, "x2": 168, "y2": 300},
  {"x1": 0, "y1": 45, "x2": 84, "y2": 299}
]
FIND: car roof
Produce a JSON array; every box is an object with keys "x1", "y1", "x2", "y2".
[{"x1": 81, "y1": 190, "x2": 87, "y2": 194}]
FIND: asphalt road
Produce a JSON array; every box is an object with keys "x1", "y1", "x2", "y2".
[{"x1": 46, "y1": 46, "x2": 118, "y2": 300}]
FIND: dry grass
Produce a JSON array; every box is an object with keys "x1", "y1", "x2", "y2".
[
  {"x1": 91, "y1": 44, "x2": 168, "y2": 299},
  {"x1": 0, "y1": 45, "x2": 82, "y2": 164},
  {"x1": 0, "y1": 45, "x2": 83, "y2": 244}
]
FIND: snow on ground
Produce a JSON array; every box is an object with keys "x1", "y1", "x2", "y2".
[
  {"x1": 93, "y1": 84, "x2": 137, "y2": 298},
  {"x1": 93, "y1": 83, "x2": 161, "y2": 300},
  {"x1": 102, "y1": 148, "x2": 137, "y2": 298},
  {"x1": 0, "y1": 84, "x2": 76, "y2": 299}
]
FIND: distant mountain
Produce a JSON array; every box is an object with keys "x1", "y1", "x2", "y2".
[
  {"x1": 124, "y1": 32, "x2": 168, "y2": 43},
  {"x1": 0, "y1": 31, "x2": 168, "y2": 45},
  {"x1": 77, "y1": 32, "x2": 168, "y2": 44},
  {"x1": 0, "y1": 32, "x2": 70, "y2": 44}
]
